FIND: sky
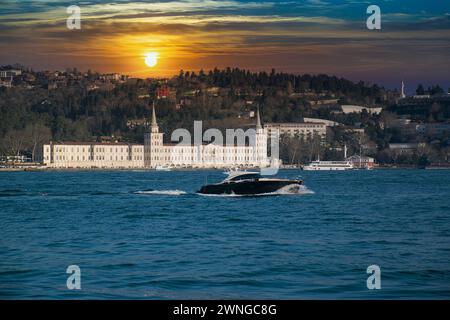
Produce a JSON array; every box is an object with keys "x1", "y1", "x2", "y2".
[{"x1": 0, "y1": 0, "x2": 449, "y2": 91}]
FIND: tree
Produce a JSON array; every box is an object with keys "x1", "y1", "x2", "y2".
[
  {"x1": 23, "y1": 123, "x2": 52, "y2": 162},
  {"x1": 0, "y1": 129, "x2": 26, "y2": 158},
  {"x1": 429, "y1": 85, "x2": 444, "y2": 96},
  {"x1": 416, "y1": 84, "x2": 425, "y2": 95}
]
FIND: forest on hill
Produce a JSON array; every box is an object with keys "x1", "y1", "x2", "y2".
[
  {"x1": 1, "y1": 67, "x2": 449, "y2": 164},
  {"x1": 0, "y1": 67, "x2": 389, "y2": 154}
]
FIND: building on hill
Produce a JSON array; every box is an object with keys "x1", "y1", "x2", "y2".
[
  {"x1": 303, "y1": 118, "x2": 340, "y2": 127},
  {"x1": 0, "y1": 69, "x2": 22, "y2": 77},
  {"x1": 42, "y1": 105, "x2": 270, "y2": 169},
  {"x1": 398, "y1": 94, "x2": 450, "y2": 106},
  {"x1": 310, "y1": 98, "x2": 339, "y2": 106},
  {"x1": 341, "y1": 105, "x2": 382, "y2": 114},
  {"x1": 264, "y1": 122, "x2": 328, "y2": 139},
  {"x1": 389, "y1": 143, "x2": 427, "y2": 154},
  {"x1": 416, "y1": 122, "x2": 450, "y2": 138}
]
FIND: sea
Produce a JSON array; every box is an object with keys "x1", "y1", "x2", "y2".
[{"x1": 0, "y1": 169, "x2": 449, "y2": 299}]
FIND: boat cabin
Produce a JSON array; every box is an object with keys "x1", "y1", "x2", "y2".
[{"x1": 223, "y1": 171, "x2": 261, "y2": 183}]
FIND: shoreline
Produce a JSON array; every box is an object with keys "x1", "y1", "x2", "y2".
[{"x1": 1, "y1": 165, "x2": 450, "y2": 172}]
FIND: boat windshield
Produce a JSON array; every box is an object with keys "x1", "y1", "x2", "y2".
[{"x1": 224, "y1": 172, "x2": 260, "y2": 182}]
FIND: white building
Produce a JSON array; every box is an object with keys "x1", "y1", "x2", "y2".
[
  {"x1": 346, "y1": 155, "x2": 376, "y2": 169},
  {"x1": 264, "y1": 122, "x2": 328, "y2": 139},
  {"x1": 389, "y1": 143, "x2": 427, "y2": 154},
  {"x1": 42, "y1": 142, "x2": 144, "y2": 169},
  {"x1": 43, "y1": 105, "x2": 269, "y2": 169},
  {"x1": 341, "y1": 105, "x2": 382, "y2": 115},
  {"x1": 0, "y1": 69, "x2": 22, "y2": 78}
]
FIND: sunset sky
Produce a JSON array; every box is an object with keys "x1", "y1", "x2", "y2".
[{"x1": 0, "y1": 0, "x2": 449, "y2": 91}]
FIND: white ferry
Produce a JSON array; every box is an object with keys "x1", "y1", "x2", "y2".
[{"x1": 302, "y1": 160, "x2": 354, "y2": 171}]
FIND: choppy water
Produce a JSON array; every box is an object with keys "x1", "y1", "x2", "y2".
[{"x1": 0, "y1": 169, "x2": 449, "y2": 299}]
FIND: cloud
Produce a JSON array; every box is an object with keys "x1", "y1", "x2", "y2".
[{"x1": 0, "y1": 0, "x2": 449, "y2": 87}]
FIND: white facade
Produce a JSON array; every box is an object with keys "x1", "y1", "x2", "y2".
[
  {"x1": 0, "y1": 69, "x2": 22, "y2": 77},
  {"x1": 42, "y1": 143, "x2": 144, "y2": 168},
  {"x1": 43, "y1": 106, "x2": 269, "y2": 169},
  {"x1": 264, "y1": 122, "x2": 327, "y2": 139},
  {"x1": 303, "y1": 117, "x2": 340, "y2": 127},
  {"x1": 143, "y1": 105, "x2": 268, "y2": 169},
  {"x1": 341, "y1": 105, "x2": 382, "y2": 115},
  {"x1": 346, "y1": 155, "x2": 375, "y2": 169}
]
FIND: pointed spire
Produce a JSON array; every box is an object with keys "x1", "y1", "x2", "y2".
[
  {"x1": 256, "y1": 106, "x2": 262, "y2": 130},
  {"x1": 151, "y1": 101, "x2": 157, "y2": 127}
]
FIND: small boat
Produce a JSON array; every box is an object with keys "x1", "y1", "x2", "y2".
[
  {"x1": 197, "y1": 171, "x2": 303, "y2": 195},
  {"x1": 302, "y1": 160, "x2": 354, "y2": 171},
  {"x1": 155, "y1": 165, "x2": 171, "y2": 171}
]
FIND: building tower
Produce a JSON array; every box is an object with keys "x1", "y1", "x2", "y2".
[
  {"x1": 144, "y1": 102, "x2": 163, "y2": 168},
  {"x1": 401, "y1": 81, "x2": 406, "y2": 99},
  {"x1": 255, "y1": 106, "x2": 268, "y2": 167}
]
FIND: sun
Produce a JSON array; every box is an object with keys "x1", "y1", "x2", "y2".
[{"x1": 144, "y1": 52, "x2": 159, "y2": 67}]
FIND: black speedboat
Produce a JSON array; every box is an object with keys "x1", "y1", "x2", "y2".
[{"x1": 197, "y1": 171, "x2": 303, "y2": 196}]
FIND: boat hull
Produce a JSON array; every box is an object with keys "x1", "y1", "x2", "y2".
[{"x1": 197, "y1": 179, "x2": 303, "y2": 195}]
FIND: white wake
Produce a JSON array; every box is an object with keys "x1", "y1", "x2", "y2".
[{"x1": 135, "y1": 190, "x2": 187, "y2": 196}]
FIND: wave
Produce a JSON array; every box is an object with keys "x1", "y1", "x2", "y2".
[
  {"x1": 0, "y1": 189, "x2": 27, "y2": 197},
  {"x1": 89, "y1": 191, "x2": 121, "y2": 196},
  {"x1": 134, "y1": 189, "x2": 187, "y2": 196},
  {"x1": 0, "y1": 189, "x2": 24, "y2": 193},
  {"x1": 278, "y1": 184, "x2": 315, "y2": 195}
]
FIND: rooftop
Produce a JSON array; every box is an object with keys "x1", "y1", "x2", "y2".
[
  {"x1": 47, "y1": 141, "x2": 142, "y2": 146},
  {"x1": 264, "y1": 122, "x2": 327, "y2": 127}
]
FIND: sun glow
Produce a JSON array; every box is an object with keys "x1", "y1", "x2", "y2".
[{"x1": 144, "y1": 52, "x2": 159, "y2": 67}]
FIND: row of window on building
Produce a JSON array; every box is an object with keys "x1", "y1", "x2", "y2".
[
  {"x1": 47, "y1": 155, "x2": 143, "y2": 161},
  {"x1": 48, "y1": 146, "x2": 143, "y2": 153},
  {"x1": 146, "y1": 155, "x2": 258, "y2": 161}
]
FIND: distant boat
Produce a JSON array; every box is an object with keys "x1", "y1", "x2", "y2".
[
  {"x1": 302, "y1": 160, "x2": 354, "y2": 171},
  {"x1": 155, "y1": 165, "x2": 171, "y2": 171},
  {"x1": 197, "y1": 171, "x2": 303, "y2": 195}
]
